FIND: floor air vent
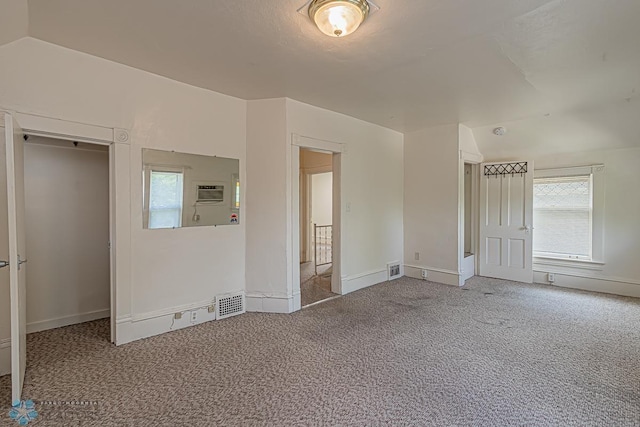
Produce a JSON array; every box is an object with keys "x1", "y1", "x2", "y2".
[
  {"x1": 216, "y1": 292, "x2": 245, "y2": 320},
  {"x1": 387, "y1": 262, "x2": 402, "y2": 281}
]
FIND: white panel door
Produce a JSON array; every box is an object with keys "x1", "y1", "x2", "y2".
[
  {"x1": 4, "y1": 113, "x2": 27, "y2": 405},
  {"x1": 479, "y1": 161, "x2": 533, "y2": 283}
]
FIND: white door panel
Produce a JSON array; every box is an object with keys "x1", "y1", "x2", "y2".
[
  {"x1": 479, "y1": 161, "x2": 533, "y2": 283},
  {"x1": 4, "y1": 112, "x2": 27, "y2": 405}
]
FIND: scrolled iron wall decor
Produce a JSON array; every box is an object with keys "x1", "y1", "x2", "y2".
[{"x1": 484, "y1": 162, "x2": 528, "y2": 177}]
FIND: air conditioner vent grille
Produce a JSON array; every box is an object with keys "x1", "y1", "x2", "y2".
[{"x1": 216, "y1": 292, "x2": 245, "y2": 320}]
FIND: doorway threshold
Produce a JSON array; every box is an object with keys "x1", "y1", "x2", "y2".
[{"x1": 301, "y1": 294, "x2": 341, "y2": 309}]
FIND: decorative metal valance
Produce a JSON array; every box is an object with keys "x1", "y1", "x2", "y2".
[{"x1": 484, "y1": 162, "x2": 528, "y2": 177}]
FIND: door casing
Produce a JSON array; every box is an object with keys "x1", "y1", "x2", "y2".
[
  {"x1": 1, "y1": 108, "x2": 131, "y2": 348},
  {"x1": 291, "y1": 134, "x2": 344, "y2": 304}
]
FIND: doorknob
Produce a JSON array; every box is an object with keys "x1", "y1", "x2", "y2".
[
  {"x1": 521, "y1": 225, "x2": 533, "y2": 234},
  {"x1": 0, "y1": 260, "x2": 8, "y2": 269}
]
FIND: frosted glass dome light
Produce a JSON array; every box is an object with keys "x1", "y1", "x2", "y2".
[{"x1": 309, "y1": 0, "x2": 370, "y2": 38}]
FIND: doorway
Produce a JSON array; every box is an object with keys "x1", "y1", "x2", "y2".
[
  {"x1": 23, "y1": 136, "x2": 111, "y2": 336},
  {"x1": 1, "y1": 110, "x2": 124, "y2": 405},
  {"x1": 461, "y1": 162, "x2": 476, "y2": 282},
  {"x1": 299, "y1": 148, "x2": 337, "y2": 307}
]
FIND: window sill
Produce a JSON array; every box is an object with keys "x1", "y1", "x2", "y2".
[{"x1": 533, "y1": 256, "x2": 604, "y2": 271}]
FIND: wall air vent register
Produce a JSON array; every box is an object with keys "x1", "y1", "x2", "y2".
[{"x1": 216, "y1": 292, "x2": 245, "y2": 320}]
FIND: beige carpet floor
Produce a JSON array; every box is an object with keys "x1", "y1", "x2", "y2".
[{"x1": 1, "y1": 276, "x2": 639, "y2": 426}]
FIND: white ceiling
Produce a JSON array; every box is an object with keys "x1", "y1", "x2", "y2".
[
  {"x1": 473, "y1": 97, "x2": 640, "y2": 160},
  {"x1": 3, "y1": 0, "x2": 640, "y2": 153},
  {"x1": 0, "y1": 0, "x2": 28, "y2": 46}
]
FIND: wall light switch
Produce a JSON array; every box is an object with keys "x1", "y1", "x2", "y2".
[{"x1": 414, "y1": 252, "x2": 420, "y2": 261}]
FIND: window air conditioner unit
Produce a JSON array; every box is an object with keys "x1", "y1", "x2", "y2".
[{"x1": 196, "y1": 184, "x2": 224, "y2": 203}]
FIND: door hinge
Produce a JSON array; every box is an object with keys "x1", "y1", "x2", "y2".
[{"x1": 17, "y1": 255, "x2": 27, "y2": 270}]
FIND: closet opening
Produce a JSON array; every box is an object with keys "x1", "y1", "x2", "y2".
[{"x1": 24, "y1": 136, "x2": 111, "y2": 340}]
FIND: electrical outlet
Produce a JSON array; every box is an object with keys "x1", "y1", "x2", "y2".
[
  {"x1": 421, "y1": 269, "x2": 428, "y2": 279},
  {"x1": 548, "y1": 273, "x2": 556, "y2": 283},
  {"x1": 414, "y1": 252, "x2": 420, "y2": 261},
  {"x1": 190, "y1": 311, "x2": 197, "y2": 323},
  {"x1": 174, "y1": 312, "x2": 182, "y2": 320}
]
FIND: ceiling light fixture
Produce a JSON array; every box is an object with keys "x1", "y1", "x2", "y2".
[{"x1": 308, "y1": 0, "x2": 370, "y2": 37}]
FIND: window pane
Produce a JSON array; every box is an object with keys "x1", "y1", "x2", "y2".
[
  {"x1": 533, "y1": 176, "x2": 591, "y2": 258},
  {"x1": 149, "y1": 208, "x2": 182, "y2": 229},
  {"x1": 149, "y1": 171, "x2": 183, "y2": 229}
]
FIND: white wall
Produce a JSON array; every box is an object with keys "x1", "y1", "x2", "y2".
[
  {"x1": 245, "y1": 98, "x2": 404, "y2": 311},
  {"x1": 475, "y1": 106, "x2": 640, "y2": 297},
  {"x1": 0, "y1": 37, "x2": 247, "y2": 345},
  {"x1": 24, "y1": 138, "x2": 110, "y2": 333},
  {"x1": 311, "y1": 172, "x2": 332, "y2": 226},
  {"x1": 245, "y1": 98, "x2": 287, "y2": 309},
  {"x1": 403, "y1": 124, "x2": 461, "y2": 285},
  {"x1": 286, "y1": 99, "x2": 404, "y2": 295},
  {"x1": 459, "y1": 124, "x2": 483, "y2": 161},
  {"x1": 497, "y1": 147, "x2": 640, "y2": 297}
]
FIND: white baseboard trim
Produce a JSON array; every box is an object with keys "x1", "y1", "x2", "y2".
[
  {"x1": 533, "y1": 271, "x2": 640, "y2": 298},
  {"x1": 293, "y1": 292, "x2": 301, "y2": 312},
  {"x1": 116, "y1": 305, "x2": 217, "y2": 346},
  {"x1": 404, "y1": 264, "x2": 461, "y2": 287},
  {"x1": 129, "y1": 299, "x2": 216, "y2": 323},
  {"x1": 27, "y1": 309, "x2": 110, "y2": 334},
  {"x1": 115, "y1": 292, "x2": 248, "y2": 345},
  {"x1": 0, "y1": 338, "x2": 10, "y2": 376},
  {"x1": 341, "y1": 269, "x2": 387, "y2": 295},
  {"x1": 245, "y1": 292, "x2": 298, "y2": 313}
]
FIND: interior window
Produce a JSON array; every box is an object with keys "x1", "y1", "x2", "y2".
[
  {"x1": 149, "y1": 170, "x2": 184, "y2": 229},
  {"x1": 533, "y1": 175, "x2": 592, "y2": 260}
]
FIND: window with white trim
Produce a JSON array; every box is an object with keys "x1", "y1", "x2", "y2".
[
  {"x1": 533, "y1": 165, "x2": 604, "y2": 264},
  {"x1": 148, "y1": 170, "x2": 184, "y2": 229}
]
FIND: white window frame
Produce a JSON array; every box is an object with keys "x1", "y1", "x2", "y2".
[
  {"x1": 143, "y1": 165, "x2": 186, "y2": 229},
  {"x1": 533, "y1": 165, "x2": 605, "y2": 269}
]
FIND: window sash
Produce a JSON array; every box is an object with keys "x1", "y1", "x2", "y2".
[
  {"x1": 533, "y1": 175, "x2": 593, "y2": 260},
  {"x1": 148, "y1": 170, "x2": 184, "y2": 229}
]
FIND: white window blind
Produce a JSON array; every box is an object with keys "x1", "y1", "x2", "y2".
[
  {"x1": 533, "y1": 175, "x2": 592, "y2": 259},
  {"x1": 149, "y1": 170, "x2": 184, "y2": 229}
]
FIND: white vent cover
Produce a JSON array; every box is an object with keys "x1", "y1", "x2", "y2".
[
  {"x1": 387, "y1": 262, "x2": 402, "y2": 281},
  {"x1": 216, "y1": 292, "x2": 245, "y2": 320}
]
